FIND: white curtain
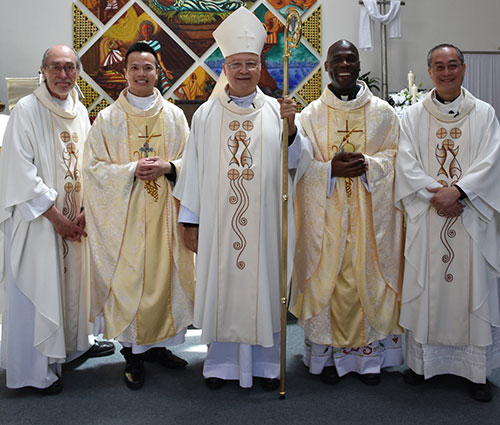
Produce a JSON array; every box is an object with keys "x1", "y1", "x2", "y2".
[{"x1": 463, "y1": 53, "x2": 500, "y2": 119}]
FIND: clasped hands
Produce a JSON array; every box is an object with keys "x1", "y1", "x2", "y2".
[
  {"x1": 44, "y1": 205, "x2": 87, "y2": 242},
  {"x1": 331, "y1": 151, "x2": 367, "y2": 177},
  {"x1": 135, "y1": 156, "x2": 171, "y2": 181},
  {"x1": 427, "y1": 186, "x2": 464, "y2": 218}
]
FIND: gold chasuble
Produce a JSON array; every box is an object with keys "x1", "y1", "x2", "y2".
[
  {"x1": 83, "y1": 89, "x2": 194, "y2": 345},
  {"x1": 291, "y1": 83, "x2": 404, "y2": 348}
]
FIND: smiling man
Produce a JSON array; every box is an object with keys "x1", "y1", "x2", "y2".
[
  {"x1": 290, "y1": 39, "x2": 404, "y2": 387},
  {"x1": 395, "y1": 44, "x2": 500, "y2": 402},
  {"x1": 83, "y1": 42, "x2": 195, "y2": 390},
  {"x1": 0, "y1": 44, "x2": 115, "y2": 395},
  {"x1": 174, "y1": 7, "x2": 312, "y2": 391}
]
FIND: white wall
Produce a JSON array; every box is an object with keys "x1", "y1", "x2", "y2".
[{"x1": 1, "y1": 0, "x2": 500, "y2": 110}]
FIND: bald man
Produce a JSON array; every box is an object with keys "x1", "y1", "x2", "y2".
[
  {"x1": 0, "y1": 44, "x2": 113, "y2": 395},
  {"x1": 290, "y1": 40, "x2": 404, "y2": 386}
]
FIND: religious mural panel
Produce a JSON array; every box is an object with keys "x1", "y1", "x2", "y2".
[
  {"x1": 205, "y1": 3, "x2": 319, "y2": 97},
  {"x1": 173, "y1": 66, "x2": 216, "y2": 100},
  {"x1": 81, "y1": 2, "x2": 195, "y2": 100},
  {"x1": 81, "y1": 0, "x2": 129, "y2": 24},
  {"x1": 267, "y1": 0, "x2": 317, "y2": 18},
  {"x1": 146, "y1": 0, "x2": 258, "y2": 57}
]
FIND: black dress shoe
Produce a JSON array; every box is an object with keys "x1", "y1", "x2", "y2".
[
  {"x1": 205, "y1": 377, "x2": 225, "y2": 390},
  {"x1": 402, "y1": 369, "x2": 425, "y2": 385},
  {"x1": 85, "y1": 341, "x2": 115, "y2": 358},
  {"x1": 260, "y1": 378, "x2": 280, "y2": 391},
  {"x1": 470, "y1": 380, "x2": 492, "y2": 402},
  {"x1": 37, "y1": 378, "x2": 62, "y2": 395},
  {"x1": 141, "y1": 348, "x2": 187, "y2": 369},
  {"x1": 120, "y1": 347, "x2": 145, "y2": 390},
  {"x1": 320, "y1": 366, "x2": 340, "y2": 385},
  {"x1": 359, "y1": 373, "x2": 380, "y2": 386}
]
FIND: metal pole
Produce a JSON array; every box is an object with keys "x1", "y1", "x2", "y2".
[
  {"x1": 279, "y1": 8, "x2": 301, "y2": 400},
  {"x1": 380, "y1": 1, "x2": 388, "y2": 100}
]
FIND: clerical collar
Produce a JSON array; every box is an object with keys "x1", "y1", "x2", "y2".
[
  {"x1": 329, "y1": 83, "x2": 363, "y2": 101},
  {"x1": 52, "y1": 95, "x2": 74, "y2": 113},
  {"x1": 432, "y1": 90, "x2": 463, "y2": 116},
  {"x1": 226, "y1": 89, "x2": 257, "y2": 108},
  {"x1": 126, "y1": 91, "x2": 157, "y2": 110}
]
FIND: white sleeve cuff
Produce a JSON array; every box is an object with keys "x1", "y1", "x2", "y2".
[
  {"x1": 179, "y1": 205, "x2": 199, "y2": 224},
  {"x1": 287, "y1": 131, "x2": 302, "y2": 170},
  {"x1": 18, "y1": 189, "x2": 57, "y2": 222}
]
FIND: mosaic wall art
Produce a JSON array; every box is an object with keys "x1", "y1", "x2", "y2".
[
  {"x1": 296, "y1": 66, "x2": 321, "y2": 104},
  {"x1": 267, "y1": 0, "x2": 317, "y2": 18},
  {"x1": 77, "y1": 76, "x2": 100, "y2": 108},
  {"x1": 81, "y1": 2, "x2": 194, "y2": 99},
  {"x1": 302, "y1": 4, "x2": 321, "y2": 55},
  {"x1": 73, "y1": 3, "x2": 100, "y2": 51},
  {"x1": 88, "y1": 98, "x2": 111, "y2": 122},
  {"x1": 146, "y1": 0, "x2": 258, "y2": 57},
  {"x1": 205, "y1": 3, "x2": 319, "y2": 97},
  {"x1": 173, "y1": 66, "x2": 215, "y2": 100},
  {"x1": 74, "y1": 1, "x2": 322, "y2": 109},
  {"x1": 81, "y1": 0, "x2": 129, "y2": 24}
]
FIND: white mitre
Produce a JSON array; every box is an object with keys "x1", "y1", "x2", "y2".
[
  {"x1": 210, "y1": 7, "x2": 266, "y2": 99},
  {"x1": 213, "y1": 6, "x2": 266, "y2": 58}
]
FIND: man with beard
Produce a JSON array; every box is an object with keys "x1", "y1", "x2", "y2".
[
  {"x1": 0, "y1": 44, "x2": 114, "y2": 395},
  {"x1": 290, "y1": 40, "x2": 404, "y2": 386}
]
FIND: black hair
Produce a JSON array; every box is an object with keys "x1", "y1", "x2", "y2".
[{"x1": 125, "y1": 42, "x2": 159, "y2": 68}]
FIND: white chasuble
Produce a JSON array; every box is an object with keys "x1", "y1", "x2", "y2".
[
  {"x1": 0, "y1": 83, "x2": 91, "y2": 360},
  {"x1": 174, "y1": 88, "x2": 312, "y2": 348},
  {"x1": 217, "y1": 110, "x2": 262, "y2": 343},
  {"x1": 83, "y1": 89, "x2": 194, "y2": 345},
  {"x1": 396, "y1": 88, "x2": 500, "y2": 347}
]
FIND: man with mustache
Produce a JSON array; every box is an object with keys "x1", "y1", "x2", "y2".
[
  {"x1": 395, "y1": 43, "x2": 500, "y2": 402},
  {"x1": 0, "y1": 44, "x2": 114, "y2": 395},
  {"x1": 291, "y1": 40, "x2": 404, "y2": 386}
]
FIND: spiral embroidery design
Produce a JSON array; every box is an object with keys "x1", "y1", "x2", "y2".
[
  {"x1": 227, "y1": 120, "x2": 254, "y2": 270},
  {"x1": 435, "y1": 127, "x2": 463, "y2": 283}
]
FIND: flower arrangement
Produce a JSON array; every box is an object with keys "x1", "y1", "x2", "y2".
[{"x1": 388, "y1": 83, "x2": 427, "y2": 116}]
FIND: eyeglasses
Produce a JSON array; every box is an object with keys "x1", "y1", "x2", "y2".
[
  {"x1": 46, "y1": 64, "x2": 78, "y2": 75},
  {"x1": 226, "y1": 61, "x2": 260, "y2": 71}
]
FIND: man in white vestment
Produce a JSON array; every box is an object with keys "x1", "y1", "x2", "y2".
[
  {"x1": 173, "y1": 7, "x2": 312, "y2": 390},
  {"x1": 291, "y1": 40, "x2": 404, "y2": 387},
  {"x1": 395, "y1": 43, "x2": 500, "y2": 402},
  {"x1": 83, "y1": 42, "x2": 195, "y2": 390},
  {"x1": 0, "y1": 45, "x2": 114, "y2": 395}
]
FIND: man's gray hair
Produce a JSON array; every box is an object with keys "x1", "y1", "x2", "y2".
[
  {"x1": 427, "y1": 43, "x2": 465, "y2": 68},
  {"x1": 41, "y1": 45, "x2": 82, "y2": 71}
]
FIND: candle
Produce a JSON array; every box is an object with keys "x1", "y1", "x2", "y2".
[
  {"x1": 411, "y1": 84, "x2": 418, "y2": 104},
  {"x1": 408, "y1": 71, "x2": 414, "y2": 91}
]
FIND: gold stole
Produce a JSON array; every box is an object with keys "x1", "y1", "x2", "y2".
[
  {"x1": 216, "y1": 108, "x2": 262, "y2": 343},
  {"x1": 327, "y1": 107, "x2": 368, "y2": 347},
  {"x1": 104, "y1": 113, "x2": 176, "y2": 344},
  {"x1": 427, "y1": 115, "x2": 471, "y2": 345}
]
